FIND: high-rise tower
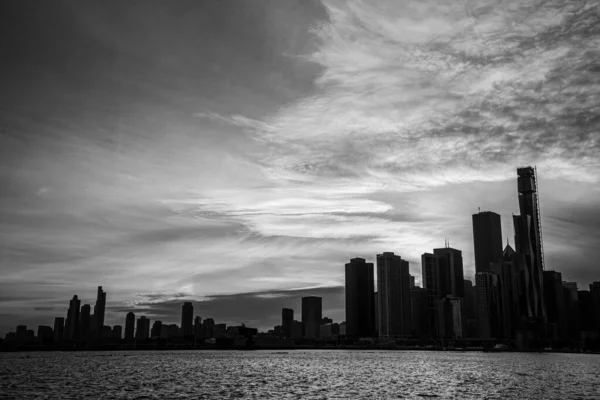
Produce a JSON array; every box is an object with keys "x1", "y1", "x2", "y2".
[
  {"x1": 93, "y1": 286, "x2": 107, "y2": 332},
  {"x1": 377, "y1": 252, "x2": 411, "y2": 338},
  {"x1": 345, "y1": 257, "x2": 375, "y2": 338},
  {"x1": 302, "y1": 296, "x2": 322, "y2": 338},
  {"x1": 181, "y1": 302, "x2": 194, "y2": 337},
  {"x1": 472, "y1": 211, "x2": 503, "y2": 273}
]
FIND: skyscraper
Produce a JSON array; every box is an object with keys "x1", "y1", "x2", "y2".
[
  {"x1": 301, "y1": 296, "x2": 322, "y2": 338},
  {"x1": 64, "y1": 295, "x2": 81, "y2": 341},
  {"x1": 377, "y1": 252, "x2": 411, "y2": 338},
  {"x1": 490, "y1": 245, "x2": 521, "y2": 339},
  {"x1": 472, "y1": 211, "x2": 503, "y2": 273},
  {"x1": 476, "y1": 272, "x2": 503, "y2": 339},
  {"x1": 543, "y1": 271, "x2": 567, "y2": 342},
  {"x1": 433, "y1": 247, "x2": 465, "y2": 297},
  {"x1": 181, "y1": 302, "x2": 194, "y2": 337},
  {"x1": 53, "y1": 317, "x2": 64, "y2": 342},
  {"x1": 281, "y1": 308, "x2": 294, "y2": 338},
  {"x1": 136, "y1": 316, "x2": 150, "y2": 340},
  {"x1": 194, "y1": 316, "x2": 202, "y2": 339},
  {"x1": 151, "y1": 321, "x2": 162, "y2": 338},
  {"x1": 124, "y1": 312, "x2": 135, "y2": 342},
  {"x1": 422, "y1": 252, "x2": 450, "y2": 336},
  {"x1": 513, "y1": 166, "x2": 546, "y2": 321},
  {"x1": 591, "y1": 282, "x2": 600, "y2": 336},
  {"x1": 562, "y1": 281, "x2": 580, "y2": 342},
  {"x1": 79, "y1": 304, "x2": 91, "y2": 343},
  {"x1": 93, "y1": 286, "x2": 106, "y2": 334},
  {"x1": 345, "y1": 257, "x2": 375, "y2": 337}
]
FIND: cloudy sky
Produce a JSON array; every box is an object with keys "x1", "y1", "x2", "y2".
[{"x1": 1, "y1": 0, "x2": 599, "y2": 334}]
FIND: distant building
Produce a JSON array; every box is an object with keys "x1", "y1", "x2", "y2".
[
  {"x1": 345, "y1": 257, "x2": 375, "y2": 338},
  {"x1": 437, "y1": 296, "x2": 465, "y2": 339},
  {"x1": 203, "y1": 318, "x2": 215, "y2": 338},
  {"x1": 214, "y1": 324, "x2": 227, "y2": 338},
  {"x1": 135, "y1": 316, "x2": 150, "y2": 340},
  {"x1": 476, "y1": 272, "x2": 503, "y2": 339},
  {"x1": 151, "y1": 321, "x2": 163, "y2": 339},
  {"x1": 472, "y1": 211, "x2": 503, "y2": 273},
  {"x1": 290, "y1": 320, "x2": 304, "y2": 340},
  {"x1": 433, "y1": 247, "x2": 465, "y2": 297},
  {"x1": 64, "y1": 295, "x2": 81, "y2": 341},
  {"x1": 563, "y1": 282, "x2": 580, "y2": 342},
  {"x1": 302, "y1": 297, "x2": 322, "y2": 339},
  {"x1": 37, "y1": 325, "x2": 53, "y2": 344},
  {"x1": 377, "y1": 252, "x2": 411, "y2": 338},
  {"x1": 79, "y1": 304, "x2": 91, "y2": 343},
  {"x1": 124, "y1": 312, "x2": 135, "y2": 342},
  {"x1": 410, "y1": 286, "x2": 429, "y2": 338},
  {"x1": 591, "y1": 282, "x2": 600, "y2": 336},
  {"x1": 543, "y1": 271, "x2": 568, "y2": 342},
  {"x1": 194, "y1": 316, "x2": 202, "y2": 339},
  {"x1": 422, "y1": 253, "x2": 450, "y2": 336},
  {"x1": 181, "y1": 302, "x2": 194, "y2": 337},
  {"x1": 282, "y1": 308, "x2": 293, "y2": 338},
  {"x1": 490, "y1": 245, "x2": 521, "y2": 339},
  {"x1": 112, "y1": 325, "x2": 122, "y2": 340},
  {"x1": 93, "y1": 286, "x2": 106, "y2": 336},
  {"x1": 463, "y1": 280, "x2": 477, "y2": 337},
  {"x1": 53, "y1": 317, "x2": 64, "y2": 342}
]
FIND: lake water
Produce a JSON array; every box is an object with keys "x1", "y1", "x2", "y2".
[{"x1": 1, "y1": 350, "x2": 599, "y2": 399}]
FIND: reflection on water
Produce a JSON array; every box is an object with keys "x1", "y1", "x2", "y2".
[{"x1": 1, "y1": 350, "x2": 599, "y2": 399}]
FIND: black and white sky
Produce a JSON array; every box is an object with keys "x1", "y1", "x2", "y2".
[{"x1": 1, "y1": 0, "x2": 599, "y2": 334}]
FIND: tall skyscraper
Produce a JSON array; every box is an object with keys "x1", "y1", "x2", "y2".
[
  {"x1": 422, "y1": 252, "x2": 451, "y2": 336},
  {"x1": 64, "y1": 295, "x2": 81, "y2": 341},
  {"x1": 476, "y1": 272, "x2": 503, "y2": 339},
  {"x1": 490, "y1": 245, "x2": 521, "y2": 339},
  {"x1": 181, "y1": 302, "x2": 194, "y2": 337},
  {"x1": 472, "y1": 211, "x2": 503, "y2": 273},
  {"x1": 93, "y1": 286, "x2": 106, "y2": 334},
  {"x1": 433, "y1": 246, "x2": 465, "y2": 297},
  {"x1": 194, "y1": 316, "x2": 202, "y2": 339},
  {"x1": 124, "y1": 312, "x2": 135, "y2": 342},
  {"x1": 377, "y1": 252, "x2": 411, "y2": 338},
  {"x1": 79, "y1": 304, "x2": 91, "y2": 343},
  {"x1": 151, "y1": 321, "x2": 162, "y2": 338},
  {"x1": 345, "y1": 257, "x2": 375, "y2": 337},
  {"x1": 410, "y1": 286, "x2": 428, "y2": 338},
  {"x1": 513, "y1": 166, "x2": 546, "y2": 321},
  {"x1": 301, "y1": 296, "x2": 322, "y2": 338},
  {"x1": 281, "y1": 308, "x2": 294, "y2": 338},
  {"x1": 591, "y1": 282, "x2": 600, "y2": 336},
  {"x1": 562, "y1": 281, "x2": 580, "y2": 342},
  {"x1": 136, "y1": 316, "x2": 150, "y2": 340}
]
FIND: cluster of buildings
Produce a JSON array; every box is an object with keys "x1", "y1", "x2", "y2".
[{"x1": 3, "y1": 167, "x2": 600, "y2": 351}]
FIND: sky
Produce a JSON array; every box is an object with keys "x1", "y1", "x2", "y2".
[{"x1": 1, "y1": 0, "x2": 599, "y2": 334}]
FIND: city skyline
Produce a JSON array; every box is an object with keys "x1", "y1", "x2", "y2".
[{"x1": 2, "y1": 1, "x2": 600, "y2": 336}]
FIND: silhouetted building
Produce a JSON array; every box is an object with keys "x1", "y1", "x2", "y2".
[
  {"x1": 290, "y1": 320, "x2": 304, "y2": 340},
  {"x1": 377, "y1": 252, "x2": 411, "y2": 338},
  {"x1": 410, "y1": 286, "x2": 429, "y2": 338},
  {"x1": 490, "y1": 246, "x2": 521, "y2": 339},
  {"x1": 151, "y1": 321, "x2": 163, "y2": 339},
  {"x1": 422, "y1": 252, "x2": 450, "y2": 337},
  {"x1": 79, "y1": 304, "x2": 91, "y2": 343},
  {"x1": 591, "y1": 282, "x2": 600, "y2": 336},
  {"x1": 203, "y1": 318, "x2": 215, "y2": 338},
  {"x1": 124, "y1": 312, "x2": 135, "y2": 342},
  {"x1": 513, "y1": 166, "x2": 546, "y2": 321},
  {"x1": 302, "y1": 296, "x2": 322, "y2": 339},
  {"x1": 64, "y1": 295, "x2": 81, "y2": 341},
  {"x1": 563, "y1": 281, "x2": 580, "y2": 342},
  {"x1": 136, "y1": 316, "x2": 150, "y2": 340},
  {"x1": 282, "y1": 308, "x2": 293, "y2": 338},
  {"x1": 437, "y1": 296, "x2": 465, "y2": 339},
  {"x1": 463, "y1": 280, "x2": 477, "y2": 337},
  {"x1": 433, "y1": 246, "x2": 465, "y2": 297},
  {"x1": 194, "y1": 316, "x2": 202, "y2": 339},
  {"x1": 93, "y1": 286, "x2": 106, "y2": 336},
  {"x1": 37, "y1": 325, "x2": 53, "y2": 344},
  {"x1": 543, "y1": 271, "x2": 567, "y2": 342},
  {"x1": 112, "y1": 325, "x2": 122, "y2": 340},
  {"x1": 181, "y1": 302, "x2": 194, "y2": 337},
  {"x1": 53, "y1": 317, "x2": 64, "y2": 342},
  {"x1": 476, "y1": 272, "x2": 503, "y2": 339},
  {"x1": 214, "y1": 323, "x2": 227, "y2": 338},
  {"x1": 345, "y1": 257, "x2": 375, "y2": 337},
  {"x1": 578, "y1": 291, "x2": 595, "y2": 338},
  {"x1": 472, "y1": 211, "x2": 503, "y2": 273},
  {"x1": 166, "y1": 324, "x2": 180, "y2": 338}
]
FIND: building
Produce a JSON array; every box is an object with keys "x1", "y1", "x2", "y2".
[
  {"x1": 422, "y1": 252, "x2": 451, "y2": 336},
  {"x1": 79, "y1": 304, "x2": 91, "y2": 343},
  {"x1": 290, "y1": 320, "x2": 304, "y2": 340},
  {"x1": 345, "y1": 257, "x2": 375, "y2": 338},
  {"x1": 203, "y1": 318, "x2": 215, "y2": 338},
  {"x1": 194, "y1": 316, "x2": 202, "y2": 339},
  {"x1": 476, "y1": 272, "x2": 503, "y2": 339},
  {"x1": 136, "y1": 316, "x2": 150, "y2": 340},
  {"x1": 433, "y1": 246, "x2": 465, "y2": 297},
  {"x1": 591, "y1": 282, "x2": 600, "y2": 336},
  {"x1": 563, "y1": 282, "x2": 580, "y2": 342},
  {"x1": 543, "y1": 271, "x2": 567, "y2": 342},
  {"x1": 112, "y1": 325, "x2": 122, "y2": 340},
  {"x1": 282, "y1": 308, "x2": 294, "y2": 338},
  {"x1": 437, "y1": 296, "x2": 465, "y2": 339},
  {"x1": 53, "y1": 317, "x2": 64, "y2": 342},
  {"x1": 410, "y1": 286, "x2": 429, "y2": 338},
  {"x1": 151, "y1": 321, "x2": 163, "y2": 339},
  {"x1": 302, "y1": 296, "x2": 322, "y2": 339},
  {"x1": 93, "y1": 286, "x2": 106, "y2": 335},
  {"x1": 181, "y1": 302, "x2": 194, "y2": 337},
  {"x1": 214, "y1": 324, "x2": 227, "y2": 338},
  {"x1": 472, "y1": 211, "x2": 503, "y2": 273},
  {"x1": 64, "y1": 295, "x2": 81, "y2": 341},
  {"x1": 124, "y1": 312, "x2": 135, "y2": 342},
  {"x1": 377, "y1": 252, "x2": 411, "y2": 338},
  {"x1": 513, "y1": 166, "x2": 546, "y2": 321},
  {"x1": 37, "y1": 325, "x2": 53, "y2": 344},
  {"x1": 490, "y1": 245, "x2": 521, "y2": 339},
  {"x1": 463, "y1": 280, "x2": 477, "y2": 337}
]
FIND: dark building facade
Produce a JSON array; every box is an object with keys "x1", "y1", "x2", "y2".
[
  {"x1": 64, "y1": 295, "x2": 81, "y2": 341},
  {"x1": 302, "y1": 296, "x2": 322, "y2": 338},
  {"x1": 136, "y1": 316, "x2": 150, "y2": 340},
  {"x1": 433, "y1": 247, "x2": 465, "y2": 297},
  {"x1": 377, "y1": 252, "x2": 411, "y2": 338},
  {"x1": 124, "y1": 312, "x2": 135, "y2": 342},
  {"x1": 422, "y1": 252, "x2": 451, "y2": 336},
  {"x1": 282, "y1": 308, "x2": 294, "y2": 338},
  {"x1": 181, "y1": 302, "x2": 194, "y2": 337},
  {"x1": 543, "y1": 271, "x2": 567, "y2": 342},
  {"x1": 345, "y1": 257, "x2": 375, "y2": 338},
  {"x1": 476, "y1": 272, "x2": 503, "y2": 339},
  {"x1": 79, "y1": 304, "x2": 91, "y2": 343},
  {"x1": 93, "y1": 286, "x2": 106, "y2": 335},
  {"x1": 410, "y1": 286, "x2": 429, "y2": 338},
  {"x1": 472, "y1": 211, "x2": 503, "y2": 273}
]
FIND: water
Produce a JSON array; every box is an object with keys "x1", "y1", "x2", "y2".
[{"x1": 1, "y1": 350, "x2": 599, "y2": 399}]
